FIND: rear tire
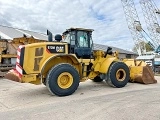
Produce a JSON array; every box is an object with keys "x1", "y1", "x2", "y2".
[
  {"x1": 46, "y1": 63, "x2": 80, "y2": 96},
  {"x1": 92, "y1": 76, "x2": 103, "y2": 82},
  {"x1": 105, "y1": 62, "x2": 129, "y2": 88}
]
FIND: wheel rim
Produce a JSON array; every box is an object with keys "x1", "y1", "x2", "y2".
[
  {"x1": 116, "y1": 69, "x2": 126, "y2": 81},
  {"x1": 57, "y1": 72, "x2": 73, "y2": 89}
]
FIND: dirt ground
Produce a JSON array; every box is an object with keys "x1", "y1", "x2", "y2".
[{"x1": 0, "y1": 77, "x2": 160, "y2": 120}]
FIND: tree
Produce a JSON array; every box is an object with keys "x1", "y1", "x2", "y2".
[
  {"x1": 145, "y1": 42, "x2": 154, "y2": 52},
  {"x1": 132, "y1": 41, "x2": 154, "y2": 54}
]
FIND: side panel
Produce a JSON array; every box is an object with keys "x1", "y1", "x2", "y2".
[
  {"x1": 22, "y1": 42, "x2": 68, "y2": 74},
  {"x1": 22, "y1": 45, "x2": 46, "y2": 74}
]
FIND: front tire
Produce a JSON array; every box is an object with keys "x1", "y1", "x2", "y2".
[
  {"x1": 106, "y1": 62, "x2": 129, "y2": 88},
  {"x1": 46, "y1": 63, "x2": 80, "y2": 96}
]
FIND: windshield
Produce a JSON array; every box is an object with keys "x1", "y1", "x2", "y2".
[{"x1": 77, "y1": 31, "x2": 88, "y2": 47}]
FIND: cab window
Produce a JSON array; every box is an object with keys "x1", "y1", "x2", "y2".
[
  {"x1": 77, "y1": 31, "x2": 88, "y2": 47},
  {"x1": 63, "y1": 34, "x2": 70, "y2": 43}
]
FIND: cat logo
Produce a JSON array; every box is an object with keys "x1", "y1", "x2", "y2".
[{"x1": 56, "y1": 46, "x2": 64, "y2": 52}]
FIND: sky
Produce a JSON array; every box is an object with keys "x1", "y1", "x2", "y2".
[{"x1": 0, "y1": 0, "x2": 160, "y2": 51}]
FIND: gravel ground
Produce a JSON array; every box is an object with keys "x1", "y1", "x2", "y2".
[{"x1": 0, "y1": 77, "x2": 160, "y2": 120}]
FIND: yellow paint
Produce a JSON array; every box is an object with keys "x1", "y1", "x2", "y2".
[
  {"x1": 57, "y1": 72, "x2": 73, "y2": 89},
  {"x1": 1, "y1": 54, "x2": 17, "y2": 58},
  {"x1": 116, "y1": 69, "x2": 126, "y2": 81},
  {"x1": 129, "y1": 66, "x2": 143, "y2": 81},
  {"x1": 93, "y1": 57, "x2": 118, "y2": 73},
  {"x1": 23, "y1": 42, "x2": 68, "y2": 74},
  {"x1": 87, "y1": 71, "x2": 99, "y2": 80},
  {"x1": 22, "y1": 74, "x2": 41, "y2": 85}
]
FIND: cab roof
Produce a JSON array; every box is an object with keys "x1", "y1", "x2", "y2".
[{"x1": 63, "y1": 28, "x2": 94, "y2": 34}]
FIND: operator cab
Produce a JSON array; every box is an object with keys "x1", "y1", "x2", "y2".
[{"x1": 62, "y1": 28, "x2": 94, "y2": 59}]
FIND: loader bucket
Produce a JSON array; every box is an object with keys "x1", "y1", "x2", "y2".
[
  {"x1": 129, "y1": 65, "x2": 157, "y2": 84},
  {"x1": 123, "y1": 59, "x2": 157, "y2": 84},
  {"x1": 4, "y1": 69, "x2": 22, "y2": 82}
]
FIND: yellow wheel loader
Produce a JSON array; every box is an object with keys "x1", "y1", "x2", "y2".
[{"x1": 5, "y1": 28, "x2": 157, "y2": 96}]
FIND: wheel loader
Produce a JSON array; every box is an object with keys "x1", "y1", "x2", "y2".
[{"x1": 5, "y1": 28, "x2": 157, "y2": 96}]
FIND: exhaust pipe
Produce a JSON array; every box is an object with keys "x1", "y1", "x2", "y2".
[{"x1": 47, "y1": 30, "x2": 53, "y2": 42}]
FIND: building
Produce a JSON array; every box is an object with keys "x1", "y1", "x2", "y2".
[
  {"x1": 93, "y1": 43, "x2": 138, "y2": 59},
  {"x1": 0, "y1": 25, "x2": 47, "y2": 40},
  {"x1": 0, "y1": 25, "x2": 138, "y2": 59}
]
